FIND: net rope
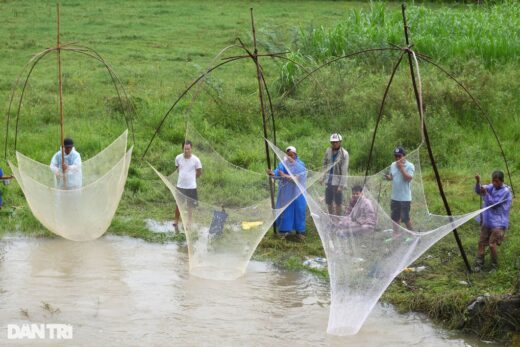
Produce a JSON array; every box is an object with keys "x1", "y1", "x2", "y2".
[
  {"x1": 9, "y1": 131, "x2": 132, "y2": 241},
  {"x1": 268, "y1": 140, "x2": 501, "y2": 335},
  {"x1": 150, "y1": 123, "x2": 329, "y2": 280}
]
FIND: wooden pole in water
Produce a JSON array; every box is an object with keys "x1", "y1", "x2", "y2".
[
  {"x1": 401, "y1": 4, "x2": 472, "y2": 273},
  {"x1": 250, "y1": 8, "x2": 277, "y2": 234},
  {"x1": 57, "y1": 3, "x2": 67, "y2": 188}
]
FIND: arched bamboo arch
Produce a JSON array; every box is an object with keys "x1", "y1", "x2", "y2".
[
  {"x1": 272, "y1": 5, "x2": 514, "y2": 272},
  {"x1": 4, "y1": 3, "x2": 136, "y2": 165},
  {"x1": 143, "y1": 6, "x2": 513, "y2": 271}
]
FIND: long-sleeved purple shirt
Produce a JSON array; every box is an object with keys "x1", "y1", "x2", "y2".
[{"x1": 475, "y1": 183, "x2": 513, "y2": 229}]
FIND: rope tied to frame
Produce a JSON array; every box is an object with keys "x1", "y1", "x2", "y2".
[{"x1": 410, "y1": 50, "x2": 426, "y2": 144}]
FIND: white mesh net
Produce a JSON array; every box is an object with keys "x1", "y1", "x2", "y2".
[
  {"x1": 268, "y1": 141, "x2": 499, "y2": 336},
  {"x1": 9, "y1": 131, "x2": 132, "y2": 241},
  {"x1": 151, "y1": 124, "x2": 320, "y2": 280}
]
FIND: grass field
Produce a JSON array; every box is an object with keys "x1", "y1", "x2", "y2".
[{"x1": 0, "y1": 0, "x2": 519, "y2": 342}]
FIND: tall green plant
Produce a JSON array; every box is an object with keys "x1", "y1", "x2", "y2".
[{"x1": 275, "y1": 1, "x2": 520, "y2": 93}]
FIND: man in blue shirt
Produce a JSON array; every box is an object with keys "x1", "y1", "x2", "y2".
[
  {"x1": 0, "y1": 168, "x2": 14, "y2": 209},
  {"x1": 267, "y1": 146, "x2": 307, "y2": 239},
  {"x1": 474, "y1": 170, "x2": 512, "y2": 272},
  {"x1": 384, "y1": 146, "x2": 415, "y2": 234}
]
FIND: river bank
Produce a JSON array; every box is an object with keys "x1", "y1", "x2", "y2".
[{"x1": 1, "y1": 0, "x2": 518, "y2": 344}]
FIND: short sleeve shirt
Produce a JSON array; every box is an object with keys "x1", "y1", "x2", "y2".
[
  {"x1": 175, "y1": 154, "x2": 202, "y2": 189},
  {"x1": 390, "y1": 160, "x2": 415, "y2": 201}
]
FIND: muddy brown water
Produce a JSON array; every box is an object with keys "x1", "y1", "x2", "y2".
[{"x1": 0, "y1": 236, "x2": 502, "y2": 346}]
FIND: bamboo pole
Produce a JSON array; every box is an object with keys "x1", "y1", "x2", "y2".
[
  {"x1": 363, "y1": 52, "x2": 405, "y2": 180},
  {"x1": 401, "y1": 4, "x2": 472, "y2": 273},
  {"x1": 250, "y1": 8, "x2": 277, "y2": 234},
  {"x1": 56, "y1": 3, "x2": 67, "y2": 188},
  {"x1": 415, "y1": 55, "x2": 514, "y2": 195},
  {"x1": 4, "y1": 9, "x2": 136, "y2": 163}
]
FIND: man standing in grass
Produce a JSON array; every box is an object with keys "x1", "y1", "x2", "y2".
[
  {"x1": 323, "y1": 133, "x2": 349, "y2": 216},
  {"x1": 174, "y1": 140, "x2": 202, "y2": 233},
  {"x1": 0, "y1": 167, "x2": 14, "y2": 210},
  {"x1": 267, "y1": 146, "x2": 307, "y2": 240},
  {"x1": 384, "y1": 146, "x2": 415, "y2": 234},
  {"x1": 474, "y1": 171, "x2": 512, "y2": 273},
  {"x1": 50, "y1": 138, "x2": 82, "y2": 189}
]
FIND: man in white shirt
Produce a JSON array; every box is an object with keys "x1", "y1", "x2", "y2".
[
  {"x1": 174, "y1": 140, "x2": 202, "y2": 232},
  {"x1": 50, "y1": 138, "x2": 82, "y2": 189}
]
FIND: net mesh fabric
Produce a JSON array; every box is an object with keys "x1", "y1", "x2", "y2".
[
  {"x1": 151, "y1": 123, "x2": 317, "y2": 280},
  {"x1": 9, "y1": 131, "x2": 132, "y2": 241},
  {"x1": 269, "y1": 141, "x2": 497, "y2": 335}
]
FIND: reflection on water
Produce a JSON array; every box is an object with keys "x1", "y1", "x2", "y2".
[{"x1": 0, "y1": 236, "x2": 500, "y2": 346}]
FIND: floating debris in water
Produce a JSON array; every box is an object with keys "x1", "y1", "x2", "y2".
[
  {"x1": 41, "y1": 301, "x2": 61, "y2": 316},
  {"x1": 403, "y1": 266, "x2": 426, "y2": 273},
  {"x1": 145, "y1": 219, "x2": 176, "y2": 233},
  {"x1": 303, "y1": 257, "x2": 327, "y2": 270},
  {"x1": 241, "y1": 221, "x2": 264, "y2": 230}
]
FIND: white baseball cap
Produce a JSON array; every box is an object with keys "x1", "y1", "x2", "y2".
[
  {"x1": 330, "y1": 133, "x2": 342, "y2": 142},
  {"x1": 286, "y1": 146, "x2": 297, "y2": 154}
]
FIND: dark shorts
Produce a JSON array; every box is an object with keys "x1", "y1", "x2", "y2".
[
  {"x1": 479, "y1": 226, "x2": 505, "y2": 246},
  {"x1": 176, "y1": 187, "x2": 198, "y2": 208},
  {"x1": 325, "y1": 185, "x2": 343, "y2": 205},
  {"x1": 391, "y1": 200, "x2": 411, "y2": 224}
]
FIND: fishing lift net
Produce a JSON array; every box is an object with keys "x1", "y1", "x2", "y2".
[
  {"x1": 150, "y1": 124, "x2": 322, "y2": 280},
  {"x1": 269, "y1": 141, "x2": 499, "y2": 336},
  {"x1": 9, "y1": 131, "x2": 132, "y2": 241}
]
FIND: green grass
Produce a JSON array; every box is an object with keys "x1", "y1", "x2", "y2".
[
  {"x1": 287, "y1": 1, "x2": 520, "y2": 65},
  {"x1": 0, "y1": 0, "x2": 519, "y2": 343}
]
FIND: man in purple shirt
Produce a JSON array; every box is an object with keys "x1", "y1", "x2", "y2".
[{"x1": 474, "y1": 170, "x2": 513, "y2": 272}]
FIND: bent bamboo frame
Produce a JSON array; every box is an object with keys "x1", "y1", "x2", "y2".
[{"x1": 4, "y1": 37, "x2": 136, "y2": 160}]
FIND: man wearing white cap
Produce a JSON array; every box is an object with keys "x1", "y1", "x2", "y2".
[
  {"x1": 267, "y1": 146, "x2": 307, "y2": 239},
  {"x1": 322, "y1": 133, "x2": 349, "y2": 215}
]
